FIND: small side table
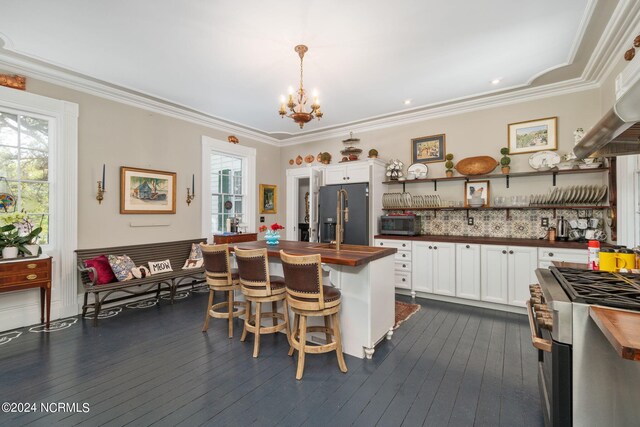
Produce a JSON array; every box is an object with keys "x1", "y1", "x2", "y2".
[
  {"x1": 0, "y1": 255, "x2": 52, "y2": 328},
  {"x1": 213, "y1": 233, "x2": 258, "y2": 245}
]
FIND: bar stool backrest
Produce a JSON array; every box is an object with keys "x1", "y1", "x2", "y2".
[
  {"x1": 200, "y1": 243, "x2": 233, "y2": 286},
  {"x1": 234, "y1": 247, "x2": 274, "y2": 296},
  {"x1": 280, "y1": 250, "x2": 326, "y2": 310}
]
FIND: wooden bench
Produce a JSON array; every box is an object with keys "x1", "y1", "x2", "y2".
[{"x1": 76, "y1": 238, "x2": 206, "y2": 325}]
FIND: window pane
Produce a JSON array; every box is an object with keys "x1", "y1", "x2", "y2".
[
  {"x1": 20, "y1": 182, "x2": 49, "y2": 214},
  {"x1": 0, "y1": 146, "x2": 18, "y2": 179},
  {"x1": 233, "y1": 173, "x2": 242, "y2": 195},
  {"x1": 19, "y1": 116, "x2": 49, "y2": 151},
  {"x1": 0, "y1": 112, "x2": 18, "y2": 147},
  {"x1": 20, "y1": 148, "x2": 49, "y2": 181},
  {"x1": 234, "y1": 196, "x2": 243, "y2": 215},
  {"x1": 28, "y1": 214, "x2": 49, "y2": 244}
]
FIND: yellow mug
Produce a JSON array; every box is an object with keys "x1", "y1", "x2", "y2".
[
  {"x1": 599, "y1": 250, "x2": 627, "y2": 272},
  {"x1": 618, "y1": 250, "x2": 635, "y2": 271}
]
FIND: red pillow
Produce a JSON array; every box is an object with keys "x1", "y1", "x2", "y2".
[{"x1": 84, "y1": 255, "x2": 117, "y2": 285}]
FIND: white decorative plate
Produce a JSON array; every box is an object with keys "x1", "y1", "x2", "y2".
[
  {"x1": 407, "y1": 163, "x2": 428, "y2": 176},
  {"x1": 528, "y1": 151, "x2": 561, "y2": 170}
]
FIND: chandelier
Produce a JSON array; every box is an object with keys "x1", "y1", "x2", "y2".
[{"x1": 278, "y1": 45, "x2": 323, "y2": 128}]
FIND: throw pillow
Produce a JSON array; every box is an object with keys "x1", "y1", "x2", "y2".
[
  {"x1": 131, "y1": 265, "x2": 151, "y2": 279},
  {"x1": 182, "y1": 258, "x2": 204, "y2": 269},
  {"x1": 148, "y1": 259, "x2": 173, "y2": 275},
  {"x1": 189, "y1": 243, "x2": 203, "y2": 260},
  {"x1": 84, "y1": 255, "x2": 117, "y2": 285},
  {"x1": 107, "y1": 254, "x2": 136, "y2": 281}
]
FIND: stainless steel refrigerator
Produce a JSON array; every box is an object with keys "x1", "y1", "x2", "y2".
[{"x1": 318, "y1": 183, "x2": 369, "y2": 245}]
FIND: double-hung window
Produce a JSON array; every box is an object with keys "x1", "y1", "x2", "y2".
[
  {"x1": 210, "y1": 153, "x2": 245, "y2": 233},
  {"x1": 0, "y1": 110, "x2": 51, "y2": 244}
]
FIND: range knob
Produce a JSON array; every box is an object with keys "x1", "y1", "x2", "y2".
[
  {"x1": 537, "y1": 316, "x2": 553, "y2": 331},
  {"x1": 530, "y1": 296, "x2": 542, "y2": 305},
  {"x1": 529, "y1": 284, "x2": 541, "y2": 293}
]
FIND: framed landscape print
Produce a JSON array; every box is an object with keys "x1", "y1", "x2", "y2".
[
  {"x1": 259, "y1": 184, "x2": 277, "y2": 214},
  {"x1": 120, "y1": 166, "x2": 177, "y2": 214},
  {"x1": 464, "y1": 180, "x2": 490, "y2": 207},
  {"x1": 411, "y1": 134, "x2": 446, "y2": 164},
  {"x1": 508, "y1": 117, "x2": 557, "y2": 154}
]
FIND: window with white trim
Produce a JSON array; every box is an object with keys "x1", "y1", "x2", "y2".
[
  {"x1": 0, "y1": 110, "x2": 51, "y2": 244},
  {"x1": 210, "y1": 153, "x2": 246, "y2": 233}
]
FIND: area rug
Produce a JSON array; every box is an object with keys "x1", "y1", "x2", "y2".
[{"x1": 394, "y1": 301, "x2": 421, "y2": 330}]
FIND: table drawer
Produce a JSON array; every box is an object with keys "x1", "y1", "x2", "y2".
[
  {"x1": 394, "y1": 271, "x2": 411, "y2": 289},
  {"x1": 375, "y1": 239, "x2": 411, "y2": 250},
  {"x1": 395, "y1": 250, "x2": 411, "y2": 262},
  {"x1": 395, "y1": 261, "x2": 412, "y2": 272},
  {"x1": 0, "y1": 259, "x2": 51, "y2": 276},
  {"x1": 1, "y1": 270, "x2": 50, "y2": 286}
]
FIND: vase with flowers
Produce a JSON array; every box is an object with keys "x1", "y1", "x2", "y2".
[
  {"x1": 1, "y1": 210, "x2": 43, "y2": 258},
  {"x1": 259, "y1": 223, "x2": 284, "y2": 245}
]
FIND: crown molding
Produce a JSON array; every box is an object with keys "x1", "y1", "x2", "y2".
[{"x1": 0, "y1": 50, "x2": 281, "y2": 147}]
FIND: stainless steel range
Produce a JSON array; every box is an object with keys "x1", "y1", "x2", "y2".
[{"x1": 530, "y1": 267, "x2": 640, "y2": 427}]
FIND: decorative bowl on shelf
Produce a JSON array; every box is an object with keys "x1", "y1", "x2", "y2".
[
  {"x1": 468, "y1": 198, "x2": 484, "y2": 208},
  {"x1": 455, "y1": 156, "x2": 499, "y2": 176}
]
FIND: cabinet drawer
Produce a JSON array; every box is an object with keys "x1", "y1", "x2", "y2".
[
  {"x1": 395, "y1": 250, "x2": 411, "y2": 261},
  {"x1": 538, "y1": 248, "x2": 587, "y2": 263},
  {"x1": 0, "y1": 259, "x2": 50, "y2": 276},
  {"x1": 395, "y1": 261, "x2": 411, "y2": 272},
  {"x1": 394, "y1": 271, "x2": 411, "y2": 289},
  {"x1": 375, "y1": 239, "x2": 411, "y2": 250},
  {"x1": 1, "y1": 270, "x2": 50, "y2": 286}
]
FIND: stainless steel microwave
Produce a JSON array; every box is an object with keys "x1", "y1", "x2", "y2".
[{"x1": 379, "y1": 215, "x2": 423, "y2": 236}]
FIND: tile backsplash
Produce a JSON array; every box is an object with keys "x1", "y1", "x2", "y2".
[{"x1": 404, "y1": 208, "x2": 607, "y2": 239}]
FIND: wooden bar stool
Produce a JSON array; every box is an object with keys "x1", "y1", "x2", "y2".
[
  {"x1": 280, "y1": 250, "x2": 347, "y2": 380},
  {"x1": 234, "y1": 247, "x2": 291, "y2": 358},
  {"x1": 200, "y1": 243, "x2": 246, "y2": 338}
]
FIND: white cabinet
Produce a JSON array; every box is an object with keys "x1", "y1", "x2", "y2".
[
  {"x1": 538, "y1": 248, "x2": 587, "y2": 269},
  {"x1": 412, "y1": 241, "x2": 455, "y2": 296},
  {"x1": 375, "y1": 239, "x2": 412, "y2": 291},
  {"x1": 324, "y1": 162, "x2": 370, "y2": 185},
  {"x1": 456, "y1": 243, "x2": 481, "y2": 300},
  {"x1": 481, "y1": 245, "x2": 537, "y2": 307}
]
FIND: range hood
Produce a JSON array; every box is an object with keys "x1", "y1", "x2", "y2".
[{"x1": 574, "y1": 56, "x2": 640, "y2": 158}]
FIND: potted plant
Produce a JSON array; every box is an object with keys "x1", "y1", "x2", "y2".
[
  {"x1": 2, "y1": 210, "x2": 42, "y2": 256},
  {"x1": 1, "y1": 224, "x2": 26, "y2": 259},
  {"x1": 500, "y1": 147, "x2": 511, "y2": 174},
  {"x1": 445, "y1": 153, "x2": 455, "y2": 177}
]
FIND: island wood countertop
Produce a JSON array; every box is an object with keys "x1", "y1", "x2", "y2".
[
  {"x1": 590, "y1": 306, "x2": 640, "y2": 362},
  {"x1": 229, "y1": 240, "x2": 397, "y2": 267},
  {"x1": 375, "y1": 234, "x2": 609, "y2": 249}
]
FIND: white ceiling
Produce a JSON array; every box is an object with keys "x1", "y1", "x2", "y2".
[{"x1": 0, "y1": 0, "x2": 603, "y2": 140}]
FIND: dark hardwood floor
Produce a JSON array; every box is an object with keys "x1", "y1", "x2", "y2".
[{"x1": 0, "y1": 290, "x2": 543, "y2": 426}]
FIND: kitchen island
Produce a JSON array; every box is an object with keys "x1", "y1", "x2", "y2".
[{"x1": 230, "y1": 240, "x2": 397, "y2": 359}]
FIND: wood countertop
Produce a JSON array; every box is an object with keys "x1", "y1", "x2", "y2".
[
  {"x1": 590, "y1": 306, "x2": 640, "y2": 362},
  {"x1": 374, "y1": 234, "x2": 606, "y2": 249},
  {"x1": 230, "y1": 240, "x2": 397, "y2": 267}
]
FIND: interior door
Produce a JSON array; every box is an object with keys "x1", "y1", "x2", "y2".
[{"x1": 308, "y1": 168, "x2": 322, "y2": 242}]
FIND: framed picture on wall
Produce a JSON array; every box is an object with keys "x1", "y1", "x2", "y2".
[
  {"x1": 411, "y1": 134, "x2": 446, "y2": 164},
  {"x1": 508, "y1": 117, "x2": 557, "y2": 154},
  {"x1": 259, "y1": 184, "x2": 277, "y2": 214},
  {"x1": 120, "y1": 166, "x2": 177, "y2": 214},
  {"x1": 464, "y1": 180, "x2": 490, "y2": 207}
]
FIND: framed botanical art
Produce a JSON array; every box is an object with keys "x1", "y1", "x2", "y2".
[
  {"x1": 120, "y1": 166, "x2": 177, "y2": 214},
  {"x1": 411, "y1": 134, "x2": 446, "y2": 164},
  {"x1": 464, "y1": 180, "x2": 490, "y2": 207},
  {"x1": 259, "y1": 184, "x2": 277, "y2": 214},
  {"x1": 508, "y1": 117, "x2": 557, "y2": 154}
]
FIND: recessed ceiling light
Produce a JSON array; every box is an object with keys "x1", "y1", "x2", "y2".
[
  {"x1": 491, "y1": 78, "x2": 501, "y2": 85},
  {"x1": 404, "y1": 99, "x2": 412, "y2": 105}
]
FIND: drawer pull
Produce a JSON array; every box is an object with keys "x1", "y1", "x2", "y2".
[
  {"x1": 402, "y1": 264, "x2": 406, "y2": 268},
  {"x1": 548, "y1": 252, "x2": 554, "y2": 257},
  {"x1": 509, "y1": 250, "x2": 514, "y2": 254},
  {"x1": 402, "y1": 243, "x2": 406, "y2": 247},
  {"x1": 26, "y1": 274, "x2": 38, "y2": 280},
  {"x1": 402, "y1": 254, "x2": 406, "y2": 257},
  {"x1": 502, "y1": 250, "x2": 507, "y2": 254},
  {"x1": 466, "y1": 245, "x2": 470, "y2": 249},
  {"x1": 402, "y1": 278, "x2": 406, "y2": 282},
  {"x1": 433, "y1": 246, "x2": 437, "y2": 250},
  {"x1": 428, "y1": 246, "x2": 433, "y2": 249},
  {"x1": 27, "y1": 263, "x2": 38, "y2": 269},
  {"x1": 380, "y1": 243, "x2": 383, "y2": 246}
]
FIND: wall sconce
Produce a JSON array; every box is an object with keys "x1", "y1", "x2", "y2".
[
  {"x1": 186, "y1": 174, "x2": 195, "y2": 206},
  {"x1": 96, "y1": 164, "x2": 106, "y2": 204}
]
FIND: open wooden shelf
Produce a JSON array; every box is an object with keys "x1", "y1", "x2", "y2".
[
  {"x1": 382, "y1": 205, "x2": 609, "y2": 211},
  {"x1": 383, "y1": 167, "x2": 609, "y2": 190}
]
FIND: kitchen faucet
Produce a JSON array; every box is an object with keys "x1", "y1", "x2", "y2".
[{"x1": 332, "y1": 188, "x2": 349, "y2": 251}]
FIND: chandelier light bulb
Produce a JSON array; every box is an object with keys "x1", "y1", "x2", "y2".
[{"x1": 288, "y1": 86, "x2": 294, "y2": 95}]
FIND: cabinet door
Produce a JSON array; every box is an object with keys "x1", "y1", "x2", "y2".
[
  {"x1": 345, "y1": 162, "x2": 370, "y2": 183},
  {"x1": 508, "y1": 246, "x2": 538, "y2": 307},
  {"x1": 324, "y1": 165, "x2": 347, "y2": 185},
  {"x1": 481, "y1": 245, "x2": 508, "y2": 304},
  {"x1": 412, "y1": 241, "x2": 433, "y2": 293},
  {"x1": 456, "y1": 243, "x2": 481, "y2": 300},
  {"x1": 432, "y1": 242, "x2": 455, "y2": 296}
]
